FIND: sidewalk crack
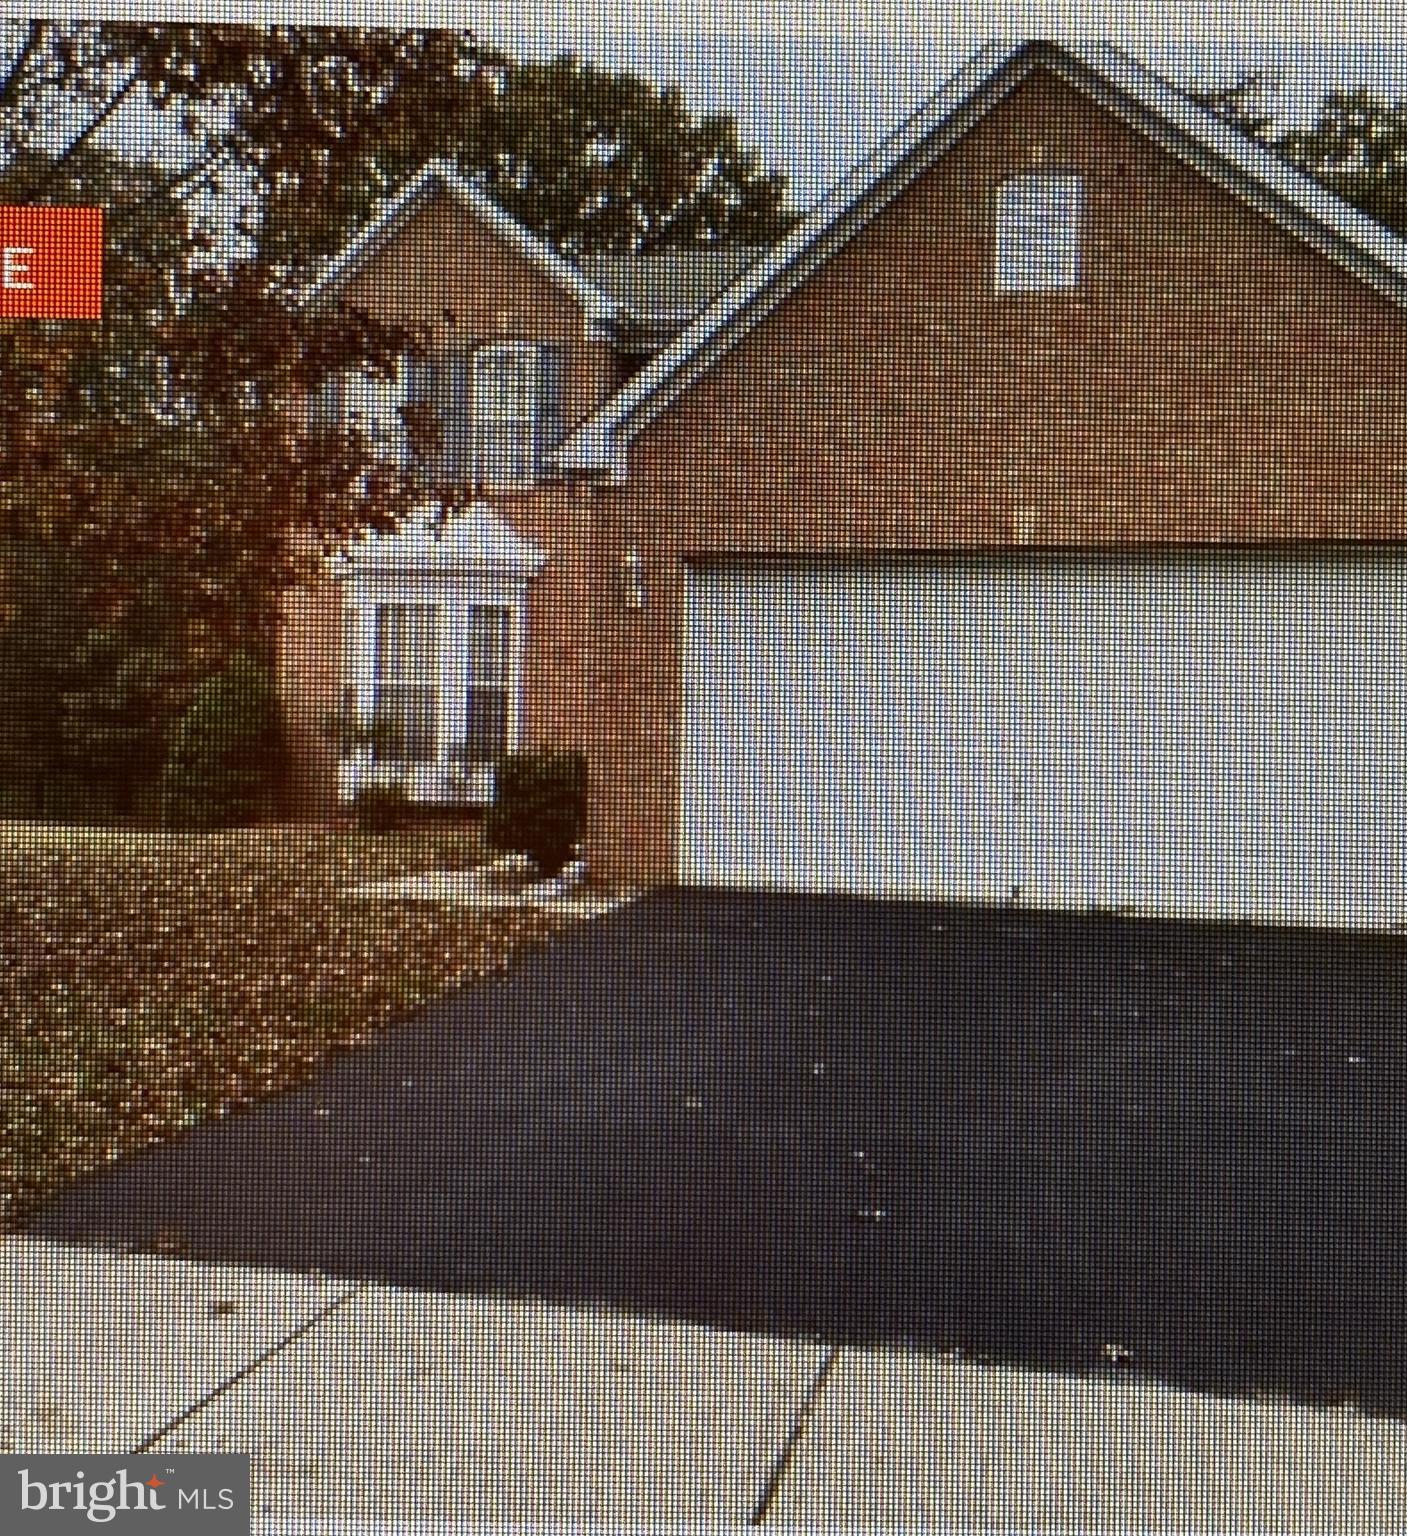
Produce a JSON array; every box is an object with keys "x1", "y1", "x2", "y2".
[
  {"x1": 130, "y1": 1281, "x2": 367, "y2": 1453},
  {"x1": 749, "y1": 1343, "x2": 841, "y2": 1526}
]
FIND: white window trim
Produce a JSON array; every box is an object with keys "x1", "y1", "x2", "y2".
[
  {"x1": 326, "y1": 341, "x2": 558, "y2": 490},
  {"x1": 993, "y1": 170, "x2": 1084, "y2": 294},
  {"x1": 338, "y1": 571, "x2": 530, "y2": 807},
  {"x1": 369, "y1": 600, "x2": 441, "y2": 766},
  {"x1": 471, "y1": 339, "x2": 548, "y2": 490}
]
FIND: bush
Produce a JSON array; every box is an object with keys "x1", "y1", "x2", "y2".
[
  {"x1": 157, "y1": 652, "x2": 289, "y2": 829},
  {"x1": 485, "y1": 749, "x2": 586, "y2": 878},
  {"x1": 351, "y1": 782, "x2": 411, "y2": 834}
]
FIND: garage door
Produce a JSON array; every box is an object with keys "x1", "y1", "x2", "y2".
[{"x1": 679, "y1": 551, "x2": 1407, "y2": 927}]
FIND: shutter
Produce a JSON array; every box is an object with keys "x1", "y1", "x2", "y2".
[
  {"x1": 535, "y1": 343, "x2": 567, "y2": 476},
  {"x1": 401, "y1": 353, "x2": 433, "y2": 472},
  {"x1": 439, "y1": 348, "x2": 473, "y2": 483}
]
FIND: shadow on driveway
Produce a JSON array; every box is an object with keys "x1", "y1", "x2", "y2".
[{"x1": 25, "y1": 888, "x2": 1407, "y2": 1418}]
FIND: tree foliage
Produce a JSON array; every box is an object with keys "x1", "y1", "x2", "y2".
[
  {"x1": 0, "y1": 25, "x2": 797, "y2": 608},
  {"x1": 158, "y1": 650, "x2": 289, "y2": 827},
  {"x1": 0, "y1": 22, "x2": 796, "y2": 821},
  {"x1": 0, "y1": 23, "x2": 458, "y2": 647},
  {"x1": 1277, "y1": 89, "x2": 1407, "y2": 238},
  {"x1": 0, "y1": 23, "x2": 496, "y2": 817},
  {"x1": 1194, "y1": 67, "x2": 1407, "y2": 240},
  {"x1": 0, "y1": 539, "x2": 90, "y2": 817},
  {"x1": 1189, "y1": 71, "x2": 1281, "y2": 144},
  {"x1": 328, "y1": 52, "x2": 802, "y2": 261}
]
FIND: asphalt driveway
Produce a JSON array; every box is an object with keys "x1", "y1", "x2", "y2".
[{"x1": 25, "y1": 889, "x2": 1407, "y2": 1418}]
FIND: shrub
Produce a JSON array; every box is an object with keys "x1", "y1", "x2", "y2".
[
  {"x1": 485, "y1": 749, "x2": 586, "y2": 878},
  {"x1": 157, "y1": 652, "x2": 289, "y2": 829},
  {"x1": 351, "y1": 782, "x2": 411, "y2": 834}
]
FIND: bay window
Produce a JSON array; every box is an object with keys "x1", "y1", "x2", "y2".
[
  {"x1": 335, "y1": 476, "x2": 545, "y2": 810},
  {"x1": 371, "y1": 603, "x2": 439, "y2": 763},
  {"x1": 342, "y1": 580, "x2": 526, "y2": 804}
]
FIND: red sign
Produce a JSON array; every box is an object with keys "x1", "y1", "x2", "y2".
[{"x1": 0, "y1": 206, "x2": 103, "y2": 318}]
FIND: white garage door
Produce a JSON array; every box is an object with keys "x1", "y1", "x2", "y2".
[{"x1": 680, "y1": 551, "x2": 1407, "y2": 927}]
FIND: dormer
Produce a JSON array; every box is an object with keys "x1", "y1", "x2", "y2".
[{"x1": 298, "y1": 161, "x2": 619, "y2": 492}]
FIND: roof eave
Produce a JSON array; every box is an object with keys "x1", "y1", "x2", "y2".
[
  {"x1": 1052, "y1": 43, "x2": 1407, "y2": 309},
  {"x1": 553, "y1": 40, "x2": 1030, "y2": 463},
  {"x1": 298, "y1": 158, "x2": 621, "y2": 322},
  {"x1": 556, "y1": 38, "x2": 1407, "y2": 468}
]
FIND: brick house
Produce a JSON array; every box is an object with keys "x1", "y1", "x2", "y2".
[{"x1": 279, "y1": 39, "x2": 1407, "y2": 928}]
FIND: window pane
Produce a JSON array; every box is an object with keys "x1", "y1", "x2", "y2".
[
  {"x1": 468, "y1": 605, "x2": 509, "y2": 687},
  {"x1": 463, "y1": 687, "x2": 508, "y2": 761},
  {"x1": 372, "y1": 683, "x2": 437, "y2": 763},
  {"x1": 374, "y1": 603, "x2": 439, "y2": 681},
  {"x1": 343, "y1": 363, "x2": 408, "y2": 460},
  {"x1": 995, "y1": 172, "x2": 1082, "y2": 292},
  {"x1": 475, "y1": 422, "x2": 534, "y2": 484},
  {"x1": 471, "y1": 344, "x2": 541, "y2": 484},
  {"x1": 474, "y1": 345, "x2": 537, "y2": 419}
]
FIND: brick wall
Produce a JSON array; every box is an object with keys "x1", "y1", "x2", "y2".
[
  {"x1": 277, "y1": 185, "x2": 615, "y2": 816},
  {"x1": 581, "y1": 64, "x2": 1407, "y2": 882},
  {"x1": 276, "y1": 535, "x2": 344, "y2": 818}
]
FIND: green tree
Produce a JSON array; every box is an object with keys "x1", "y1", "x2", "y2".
[
  {"x1": 271, "y1": 51, "x2": 802, "y2": 263},
  {"x1": 1276, "y1": 89, "x2": 1407, "y2": 238},
  {"x1": 0, "y1": 24, "x2": 796, "y2": 822},
  {"x1": 0, "y1": 23, "x2": 796, "y2": 272},
  {"x1": 158, "y1": 650, "x2": 289, "y2": 827},
  {"x1": 0, "y1": 540, "x2": 91, "y2": 817},
  {"x1": 1194, "y1": 67, "x2": 1407, "y2": 240},
  {"x1": 56, "y1": 567, "x2": 197, "y2": 821}
]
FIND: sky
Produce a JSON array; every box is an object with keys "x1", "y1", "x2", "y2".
[
  {"x1": 8, "y1": 2, "x2": 1407, "y2": 208},
  {"x1": 435, "y1": 7, "x2": 1407, "y2": 206},
  {"x1": 473, "y1": 31, "x2": 1407, "y2": 207}
]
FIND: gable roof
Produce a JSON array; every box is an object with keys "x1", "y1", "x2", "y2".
[
  {"x1": 552, "y1": 38, "x2": 1407, "y2": 474},
  {"x1": 299, "y1": 158, "x2": 620, "y2": 321},
  {"x1": 336, "y1": 500, "x2": 546, "y2": 580}
]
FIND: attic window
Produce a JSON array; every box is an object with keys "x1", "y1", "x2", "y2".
[{"x1": 994, "y1": 171, "x2": 1083, "y2": 293}]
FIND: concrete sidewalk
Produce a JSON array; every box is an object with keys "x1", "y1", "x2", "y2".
[
  {"x1": 344, "y1": 853, "x2": 635, "y2": 919},
  {"x1": 3, "y1": 1235, "x2": 1406, "y2": 1531}
]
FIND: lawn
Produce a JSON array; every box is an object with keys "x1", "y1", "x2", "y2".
[{"x1": 0, "y1": 820, "x2": 561, "y2": 1230}]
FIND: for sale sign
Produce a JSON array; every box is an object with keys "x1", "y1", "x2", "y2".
[{"x1": 0, "y1": 206, "x2": 103, "y2": 318}]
